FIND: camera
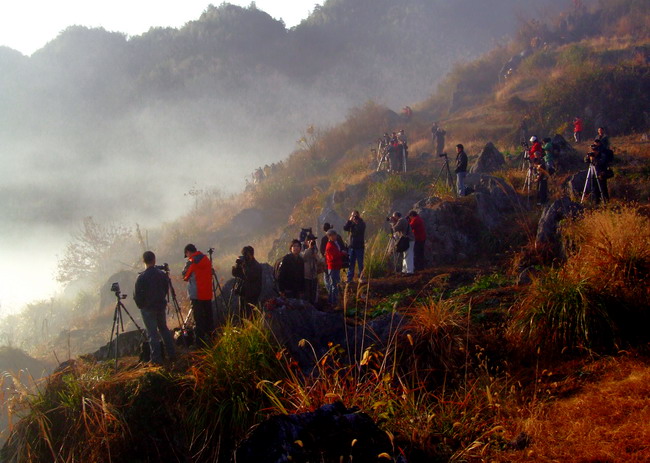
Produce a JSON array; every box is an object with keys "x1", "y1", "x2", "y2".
[
  {"x1": 521, "y1": 141, "x2": 530, "y2": 148},
  {"x1": 110, "y1": 282, "x2": 127, "y2": 299},
  {"x1": 438, "y1": 153, "x2": 447, "y2": 158},
  {"x1": 155, "y1": 263, "x2": 170, "y2": 272},
  {"x1": 235, "y1": 256, "x2": 244, "y2": 265}
]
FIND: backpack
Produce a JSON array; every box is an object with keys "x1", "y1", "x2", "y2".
[{"x1": 603, "y1": 148, "x2": 614, "y2": 164}]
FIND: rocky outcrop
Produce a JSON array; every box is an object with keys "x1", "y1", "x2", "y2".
[
  {"x1": 236, "y1": 402, "x2": 404, "y2": 463},
  {"x1": 263, "y1": 298, "x2": 404, "y2": 372},
  {"x1": 536, "y1": 196, "x2": 583, "y2": 258},
  {"x1": 564, "y1": 170, "x2": 588, "y2": 199},
  {"x1": 417, "y1": 174, "x2": 522, "y2": 263},
  {"x1": 93, "y1": 329, "x2": 146, "y2": 360},
  {"x1": 467, "y1": 174, "x2": 522, "y2": 229},
  {"x1": 469, "y1": 142, "x2": 505, "y2": 174},
  {"x1": 552, "y1": 134, "x2": 582, "y2": 170}
]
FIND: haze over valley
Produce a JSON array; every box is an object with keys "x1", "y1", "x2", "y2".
[{"x1": 0, "y1": 0, "x2": 566, "y2": 312}]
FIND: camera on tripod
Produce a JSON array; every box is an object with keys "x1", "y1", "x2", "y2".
[
  {"x1": 235, "y1": 256, "x2": 244, "y2": 265},
  {"x1": 438, "y1": 152, "x2": 447, "y2": 158},
  {"x1": 299, "y1": 227, "x2": 313, "y2": 243},
  {"x1": 155, "y1": 262, "x2": 170, "y2": 272},
  {"x1": 110, "y1": 282, "x2": 127, "y2": 299}
]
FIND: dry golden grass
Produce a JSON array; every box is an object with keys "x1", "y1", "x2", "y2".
[{"x1": 496, "y1": 356, "x2": 650, "y2": 463}]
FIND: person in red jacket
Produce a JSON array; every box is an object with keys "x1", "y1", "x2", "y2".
[
  {"x1": 408, "y1": 210, "x2": 427, "y2": 271},
  {"x1": 529, "y1": 136, "x2": 543, "y2": 162},
  {"x1": 182, "y1": 244, "x2": 214, "y2": 346},
  {"x1": 573, "y1": 116, "x2": 583, "y2": 143},
  {"x1": 325, "y1": 229, "x2": 346, "y2": 306}
]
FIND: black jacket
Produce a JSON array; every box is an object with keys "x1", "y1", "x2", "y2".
[
  {"x1": 232, "y1": 258, "x2": 263, "y2": 301},
  {"x1": 278, "y1": 253, "x2": 304, "y2": 294},
  {"x1": 134, "y1": 266, "x2": 168, "y2": 311},
  {"x1": 343, "y1": 218, "x2": 366, "y2": 249},
  {"x1": 455, "y1": 150, "x2": 468, "y2": 173}
]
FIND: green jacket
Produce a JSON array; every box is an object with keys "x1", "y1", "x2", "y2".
[{"x1": 542, "y1": 141, "x2": 554, "y2": 163}]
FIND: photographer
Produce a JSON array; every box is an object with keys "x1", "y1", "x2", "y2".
[
  {"x1": 408, "y1": 210, "x2": 427, "y2": 271},
  {"x1": 454, "y1": 144, "x2": 468, "y2": 196},
  {"x1": 302, "y1": 235, "x2": 323, "y2": 305},
  {"x1": 231, "y1": 246, "x2": 263, "y2": 317},
  {"x1": 435, "y1": 125, "x2": 446, "y2": 156},
  {"x1": 343, "y1": 210, "x2": 366, "y2": 283},
  {"x1": 134, "y1": 251, "x2": 176, "y2": 365},
  {"x1": 325, "y1": 229, "x2": 346, "y2": 306},
  {"x1": 389, "y1": 212, "x2": 414, "y2": 275},
  {"x1": 182, "y1": 244, "x2": 214, "y2": 346},
  {"x1": 596, "y1": 127, "x2": 610, "y2": 151},
  {"x1": 278, "y1": 239, "x2": 305, "y2": 299},
  {"x1": 533, "y1": 157, "x2": 549, "y2": 206},
  {"x1": 529, "y1": 136, "x2": 543, "y2": 162},
  {"x1": 584, "y1": 139, "x2": 611, "y2": 203}
]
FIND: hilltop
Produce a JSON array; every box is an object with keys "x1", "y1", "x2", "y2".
[{"x1": 1, "y1": 0, "x2": 650, "y2": 461}]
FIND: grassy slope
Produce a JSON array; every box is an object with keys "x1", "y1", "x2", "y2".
[{"x1": 3, "y1": 2, "x2": 650, "y2": 462}]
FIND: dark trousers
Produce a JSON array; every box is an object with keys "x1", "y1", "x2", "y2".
[
  {"x1": 191, "y1": 299, "x2": 214, "y2": 346},
  {"x1": 594, "y1": 175, "x2": 609, "y2": 203},
  {"x1": 537, "y1": 177, "x2": 548, "y2": 205},
  {"x1": 238, "y1": 295, "x2": 259, "y2": 318},
  {"x1": 413, "y1": 240, "x2": 426, "y2": 271},
  {"x1": 304, "y1": 278, "x2": 318, "y2": 305}
]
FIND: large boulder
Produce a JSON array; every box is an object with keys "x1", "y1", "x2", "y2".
[
  {"x1": 416, "y1": 201, "x2": 482, "y2": 263},
  {"x1": 563, "y1": 170, "x2": 588, "y2": 199},
  {"x1": 469, "y1": 142, "x2": 505, "y2": 174},
  {"x1": 552, "y1": 134, "x2": 582, "y2": 170},
  {"x1": 536, "y1": 197, "x2": 583, "y2": 258},
  {"x1": 217, "y1": 264, "x2": 276, "y2": 323},
  {"x1": 463, "y1": 174, "x2": 523, "y2": 229},
  {"x1": 92, "y1": 329, "x2": 146, "y2": 360},
  {"x1": 236, "y1": 402, "x2": 403, "y2": 463},
  {"x1": 263, "y1": 298, "x2": 404, "y2": 372}
]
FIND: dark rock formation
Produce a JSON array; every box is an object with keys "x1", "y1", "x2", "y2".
[
  {"x1": 551, "y1": 134, "x2": 581, "y2": 170},
  {"x1": 564, "y1": 170, "x2": 588, "y2": 199},
  {"x1": 468, "y1": 174, "x2": 522, "y2": 229},
  {"x1": 536, "y1": 196, "x2": 583, "y2": 258},
  {"x1": 236, "y1": 402, "x2": 403, "y2": 463},
  {"x1": 92, "y1": 329, "x2": 146, "y2": 360},
  {"x1": 469, "y1": 142, "x2": 505, "y2": 174},
  {"x1": 263, "y1": 298, "x2": 404, "y2": 372}
]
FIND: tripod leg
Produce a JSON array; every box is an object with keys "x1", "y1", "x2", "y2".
[{"x1": 580, "y1": 167, "x2": 592, "y2": 203}]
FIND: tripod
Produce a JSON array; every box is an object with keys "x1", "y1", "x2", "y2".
[
  {"x1": 107, "y1": 287, "x2": 145, "y2": 371},
  {"x1": 376, "y1": 141, "x2": 390, "y2": 172},
  {"x1": 432, "y1": 153, "x2": 456, "y2": 194},
  {"x1": 522, "y1": 162, "x2": 535, "y2": 198},
  {"x1": 580, "y1": 163, "x2": 606, "y2": 204},
  {"x1": 207, "y1": 247, "x2": 230, "y2": 314},
  {"x1": 381, "y1": 232, "x2": 399, "y2": 274},
  {"x1": 162, "y1": 269, "x2": 192, "y2": 346}
]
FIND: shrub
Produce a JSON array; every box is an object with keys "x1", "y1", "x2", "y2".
[{"x1": 511, "y1": 205, "x2": 650, "y2": 352}]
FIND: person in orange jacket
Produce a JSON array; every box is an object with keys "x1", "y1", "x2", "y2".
[{"x1": 182, "y1": 243, "x2": 214, "y2": 346}]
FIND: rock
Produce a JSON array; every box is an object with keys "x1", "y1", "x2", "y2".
[
  {"x1": 551, "y1": 134, "x2": 581, "y2": 170},
  {"x1": 318, "y1": 207, "x2": 346, "y2": 234},
  {"x1": 564, "y1": 170, "x2": 588, "y2": 199},
  {"x1": 469, "y1": 142, "x2": 505, "y2": 174},
  {"x1": 467, "y1": 174, "x2": 522, "y2": 229},
  {"x1": 92, "y1": 329, "x2": 146, "y2": 360},
  {"x1": 535, "y1": 197, "x2": 583, "y2": 258},
  {"x1": 263, "y1": 298, "x2": 404, "y2": 372},
  {"x1": 236, "y1": 402, "x2": 402, "y2": 463},
  {"x1": 389, "y1": 195, "x2": 422, "y2": 217},
  {"x1": 413, "y1": 196, "x2": 441, "y2": 209},
  {"x1": 417, "y1": 201, "x2": 482, "y2": 264}
]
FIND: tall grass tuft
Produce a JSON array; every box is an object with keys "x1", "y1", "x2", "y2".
[
  {"x1": 511, "y1": 205, "x2": 650, "y2": 352},
  {"x1": 183, "y1": 314, "x2": 286, "y2": 461}
]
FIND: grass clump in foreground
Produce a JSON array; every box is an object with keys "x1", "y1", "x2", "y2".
[
  {"x1": 511, "y1": 204, "x2": 650, "y2": 353},
  {"x1": 1, "y1": 314, "x2": 287, "y2": 463}
]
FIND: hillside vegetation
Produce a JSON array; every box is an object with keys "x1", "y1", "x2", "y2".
[{"x1": 1, "y1": 0, "x2": 650, "y2": 461}]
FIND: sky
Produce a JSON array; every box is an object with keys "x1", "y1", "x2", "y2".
[
  {"x1": 0, "y1": 0, "x2": 324, "y2": 316},
  {"x1": 0, "y1": 0, "x2": 324, "y2": 56}
]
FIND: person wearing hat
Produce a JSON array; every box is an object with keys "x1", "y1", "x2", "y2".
[
  {"x1": 182, "y1": 244, "x2": 214, "y2": 346},
  {"x1": 529, "y1": 136, "x2": 543, "y2": 162}
]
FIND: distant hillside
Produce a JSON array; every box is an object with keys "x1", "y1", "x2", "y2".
[{"x1": 0, "y1": 0, "x2": 568, "y2": 231}]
